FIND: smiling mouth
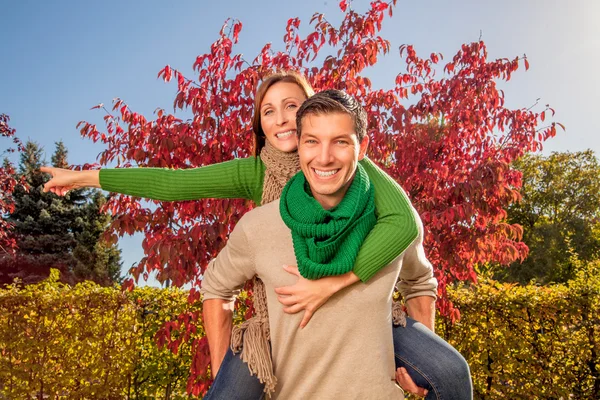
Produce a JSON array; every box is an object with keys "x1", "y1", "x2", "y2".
[
  {"x1": 276, "y1": 130, "x2": 295, "y2": 139},
  {"x1": 313, "y1": 168, "x2": 340, "y2": 178}
]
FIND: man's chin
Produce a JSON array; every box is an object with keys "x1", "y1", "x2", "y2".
[{"x1": 307, "y1": 182, "x2": 338, "y2": 196}]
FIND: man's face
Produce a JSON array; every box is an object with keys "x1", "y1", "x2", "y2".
[{"x1": 298, "y1": 112, "x2": 369, "y2": 210}]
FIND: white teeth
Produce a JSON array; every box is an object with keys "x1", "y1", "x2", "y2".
[
  {"x1": 314, "y1": 169, "x2": 339, "y2": 177},
  {"x1": 276, "y1": 130, "x2": 294, "y2": 139}
]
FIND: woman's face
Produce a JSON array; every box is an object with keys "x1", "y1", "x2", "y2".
[{"x1": 259, "y1": 81, "x2": 308, "y2": 153}]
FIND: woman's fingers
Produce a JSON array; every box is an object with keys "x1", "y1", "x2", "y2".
[
  {"x1": 40, "y1": 166, "x2": 55, "y2": 175},
  {"x1": 277, "y1": 294, "x2": 298, "y2": 307},
  {"x1": 396, "y1": 367, "x2": 428, "y2": 397},
  {"x1": 282, "y1": 304, "x2": 304, "y2": 314},
  {"x1": 274, "y1": 285, "x2": 293, "y2": 295},
  {"x1": 282, "y1": 264, "x2": 300, "y2": 276},
  {"x1": 299, "y1": 309, "x2": 314, "y2": 328}
]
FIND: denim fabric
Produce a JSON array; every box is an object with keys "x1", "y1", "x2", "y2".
[
  {"x1": 394, "y1": 317, "x2": 473, "y2": 400},
  {"x1": 202, "y1": 349, "x2": 265, "y2": 400},
  {"x1": 205, "y1": 317, "x2": 472, "y2": 399}
]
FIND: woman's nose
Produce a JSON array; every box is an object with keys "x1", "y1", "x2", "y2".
[{"x1": 276, "y1": 109, "x2": 288, "y2": 126}]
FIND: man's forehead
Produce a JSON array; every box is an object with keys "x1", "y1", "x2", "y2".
[{"x1": 301, "y1": 112, "x2": 357, "y2": 136}]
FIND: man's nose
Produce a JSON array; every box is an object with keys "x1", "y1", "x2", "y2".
[{"x1": 317, "y1": 143, "x2": 334, "y2": 164}]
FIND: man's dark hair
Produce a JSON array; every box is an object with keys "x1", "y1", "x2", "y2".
[{"x1": 296, "y1": 90, "x2": 367, "y2": 142}]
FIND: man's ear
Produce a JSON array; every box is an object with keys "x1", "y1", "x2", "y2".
[{"x1": 358, "y1": 135, "x2": 369, "y2": 160}]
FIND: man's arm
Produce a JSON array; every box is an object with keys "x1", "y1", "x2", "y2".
[
  {"x1": 203, "y1": 299, "x2": 235, "y2": 377},
  {"x1": 406, "y1": 295, "x2": 436, "y2": 332},
  {"x1": 397, "y1": 212, "x2": 438, "y2": 331},
  {"x1": 200, "y1": 217, "x2": 256, "y2": 377}
]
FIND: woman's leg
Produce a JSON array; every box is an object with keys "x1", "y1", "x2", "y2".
[
  {"x1": 393, "y1": 317, "x2": 473, "y2": 400},
  {"x1": 203, "y1": 349, "x2": 265, "y2": 400}
]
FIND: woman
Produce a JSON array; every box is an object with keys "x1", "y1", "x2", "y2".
[{"x1": 42, "y1": 71, "x2": 472, "y2": 399}]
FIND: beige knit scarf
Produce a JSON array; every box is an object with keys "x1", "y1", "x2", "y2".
[
  {"x1": 229, "y1": 141, "x2": 300, "y2": 395},
  {"x1": 229, "y1": 141, "x2": 406, "y2": 396}
]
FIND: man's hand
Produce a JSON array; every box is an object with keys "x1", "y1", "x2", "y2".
[
  {"x1": 274, "y1": 265, "x2": 359, "y2": 328},
  {"x1": 40, "y1": 167, "x2": 100, "y2": 196},
  {"x1": 396, "y1": 367, "x2": 428, "y2": 397}
]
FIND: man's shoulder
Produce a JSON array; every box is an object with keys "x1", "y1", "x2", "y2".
[{"x1": 237, "y1": 199, "x2": 282, "y2": 228}]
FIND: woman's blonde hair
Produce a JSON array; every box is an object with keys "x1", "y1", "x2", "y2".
[{"x1": 251, "y1": 70, "x2": 315, "y2": 155}]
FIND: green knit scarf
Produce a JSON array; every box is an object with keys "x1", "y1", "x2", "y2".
[{"x1": 279, "y1": 163, "x2": 377, "y2": 280}]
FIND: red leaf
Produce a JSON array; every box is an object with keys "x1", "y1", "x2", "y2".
[{"x1": 233, "y1": 22, "x2": 242, "y2": 42}]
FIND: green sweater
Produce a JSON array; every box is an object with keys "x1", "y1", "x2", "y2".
[{"x1": 99, "y1": 157, "x2": 418, "y2": 282}]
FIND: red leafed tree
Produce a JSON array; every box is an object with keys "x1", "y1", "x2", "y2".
[
  {"x1": 0, "y1": 114, "x2": 24, "y2": 256},
  {"x1": 77, "y1": 0, "x2": 559, "y2": 394}
]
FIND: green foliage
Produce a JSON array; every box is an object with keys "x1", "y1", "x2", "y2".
[
  {"x1": 3, "y1": 266, "x2": 599, "y2": 399},
  {"x1": 438, "y1": 260, "x2": 600, "y2": 399},
  {"x1": 0, "y1": 141, "x2": 122, "y2": 286},
  {"x1": 72, "y1": 190, "x2": 123, "y2": 285},
  {"x1": 0, "y1": 270, "x2": 204, "y2": 399},
  {"x1": 498, "y1": 150, "x2": 600, "y2": 284},
  {"x1": 50, "y1": 141, "x2": 69, "y2": 169}
]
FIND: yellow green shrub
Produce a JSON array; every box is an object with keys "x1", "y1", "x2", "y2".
[
  {"x1": 2, "y1": 265, "x2": 598, "y2": 399},
  {"x1": 0, "y1": 269, "x2": 203, "y2": 399},
  {"x1": 438, "y1": 261, "x2": 600, "y2": 399}
]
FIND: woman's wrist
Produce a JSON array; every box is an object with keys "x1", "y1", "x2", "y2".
[
  {"x1": 79, "y1": 170, "x2": 101, "y2": 188},
  {"x1": 328, "y1": 271, "x2": 360, "y2": 293}
]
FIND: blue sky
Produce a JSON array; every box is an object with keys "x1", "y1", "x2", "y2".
[{"x1": 2, "y1": 0, "x2": 599, "y2": 286}]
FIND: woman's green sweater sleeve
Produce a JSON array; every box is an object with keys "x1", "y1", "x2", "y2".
[
  {"x1": 99, "y1": 158, "x2": 266, "y2": 205},
  {"x1": 354, "y1": 158, "x2": 419, "y2": 282}
]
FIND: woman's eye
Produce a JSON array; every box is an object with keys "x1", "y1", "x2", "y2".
[
  {"x1": 287, "y1": 103, "x2": 298, "y2": 110},
  {"x1": 263, "y1": 110, "x2": 273, "y2": 116}
]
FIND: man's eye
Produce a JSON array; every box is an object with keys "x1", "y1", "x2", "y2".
[{"x1": 336, "y1": 140, "x2": 349, "y2": 145}]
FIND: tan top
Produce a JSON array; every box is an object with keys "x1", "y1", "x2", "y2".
[{"x1": 201, "y1": 200, "x2": 437, "y2": 399}]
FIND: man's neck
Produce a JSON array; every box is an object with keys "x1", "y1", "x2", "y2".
[{"x1": 315, "y1": 197, "x2": 341, "y2": 210}]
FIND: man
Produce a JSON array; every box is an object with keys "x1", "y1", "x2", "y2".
[{"x1": 201, "y1": 90, "x2": 438, "y2": 399}]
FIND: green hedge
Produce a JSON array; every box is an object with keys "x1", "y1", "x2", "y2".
[
  {"x1": 1, "y1": 265, "x2": 598, "y2": 399},
  {"x1": 0, "y1": 270, "x2": 203, "y2": 399},
  {"x1": 438, "y1": 261, "x2": 600, "y2": 399}
]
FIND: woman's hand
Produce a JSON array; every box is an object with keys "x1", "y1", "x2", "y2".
[
  {"x1": 40, "y1": 167, "x2": 100, "y2": 195},
  {"x1": 396, "y1": 367, "x2": 428, "y2": 397},
  {"x1": 274, "y1": 265, "x2": 359, "y2": 328}
]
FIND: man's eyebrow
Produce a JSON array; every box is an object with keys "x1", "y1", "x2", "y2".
[
  {"x1": 301, "y1": 132, "x2": 356, "y2": 140},
  {"x1": 334, "y1": 133, "x2": 355, "y2": 138},
  {"x1": 330, "y1": 133, "x2": 357, "y2": 141}
]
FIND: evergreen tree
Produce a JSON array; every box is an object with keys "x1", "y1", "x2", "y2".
[
  {"x1": 0, "y1": 141, "x2": 122, "y2": 286},
  {"x1": 72, "y1": 190, "x2": 123, "y2": 285},
  {"x1": 51, "y1": 140, "x2": 69, "y2": 168}
]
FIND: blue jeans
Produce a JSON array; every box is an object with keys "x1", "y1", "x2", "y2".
[
  {"x1": 394, "y1": 317, "x2": 472, "y2": 399},
  {"x1": 203, "y1": 317, "x2": 472, "y2": 399},
  {"x1": 203, "y1": 348, "x2": 266, "y2": 400}
]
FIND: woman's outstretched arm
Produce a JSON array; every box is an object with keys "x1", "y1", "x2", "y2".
[{"x1": 42, "y1": 158, "x2": 266, "y2": 204}]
